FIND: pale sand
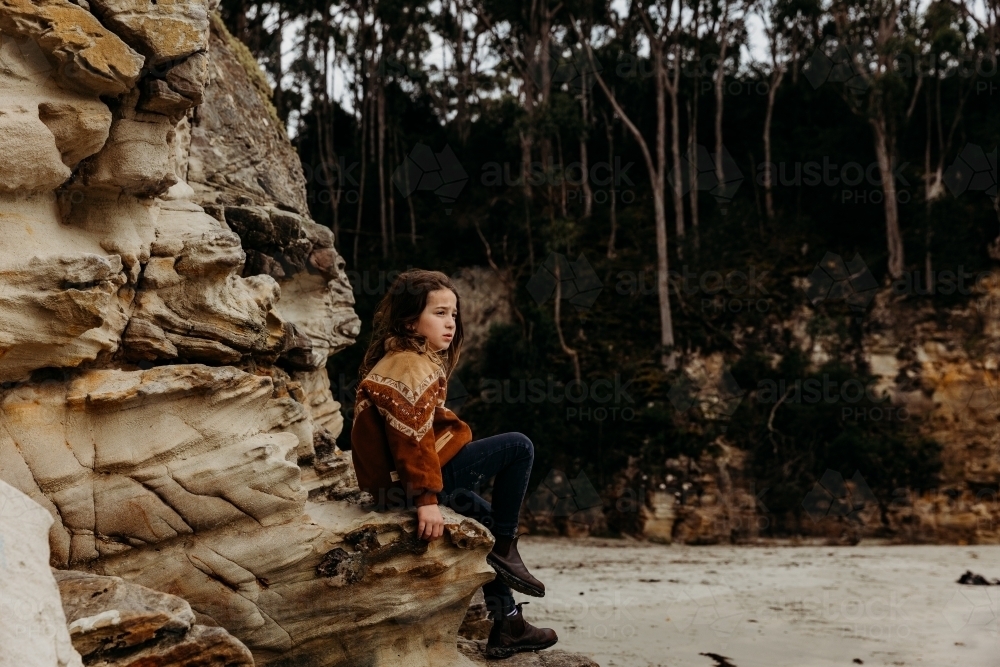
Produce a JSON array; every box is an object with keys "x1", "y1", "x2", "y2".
[{"x1": 515, "y1": 537, "x2": 1000, "y2": 667}]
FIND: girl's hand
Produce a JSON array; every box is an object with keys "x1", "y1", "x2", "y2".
[{"x1": 416, "y1": 504, "x2": 445, "y2": 541}]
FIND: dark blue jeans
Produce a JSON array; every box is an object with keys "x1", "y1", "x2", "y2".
[{"x1": 436, "y1": 432, "x2": 534, "y2": 615}]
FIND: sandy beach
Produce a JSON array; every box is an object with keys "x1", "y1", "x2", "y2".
[{"x1": 516, "y1": 537, "x2": 1000, "y2": 667}]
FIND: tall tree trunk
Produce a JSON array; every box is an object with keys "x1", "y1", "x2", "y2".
[
  {"x1": 581, "y1": 25, "x2": 675, "y2": 368},
  {"x1": 580, "y1": 75, "x2": 592, "y2": 219},
  {"x1": 924, "y1": 89, "x2": 933, "y2": 292},
  {"x1": 388, "y1": 125, "x2": 396, "y2": 256},
  {"x1": 393, "y1": 129, "x2": 416, "y2": 246},
  {"x1": 665, "y1": 46, "x2": 685, "y2": 259},
  {"x1": 520, "y1": 130, "x2": 535, "y2": 273},
  {"x1": 353, "y1": 89, "x2": 370, "y2": 268},
  {"x1": 688, "y1": 90, "x2": 700, "y2": 249},
  {"x1": 553, "y1": 261, "x2": 581, "y2": 383},
  {"x1": 763, "y1": 67, "x2": 784, "y2": 220},
  {"x1": 556, "y1": 132, "x2": 567, "y2": 219},
  {"x1": 871, "y1": 111, "x2": 904, "y2": 278},
  {"x1": 688, "y1": 9, "x2": 701, "y2": 247},
  {"x1": 714, "y1": 5, "x2": 730, "y2": 185},
  {"x1": 453, "y1": 0, "x2": 471, "y2": 144},
  {"x1": 377, "y1": 81, "x2": 388, "y2": 259},
  {"x1": 657, "y1": 46, "x2": 677, "y2": 367},
  {"x1": 604, "y1": 110, "x2": 617, "y2": 258},
  {"x1": 317, "y1": 25, "x2": 341, "y2": 241},
  {"x1": 317, "y1": 106, "x2": 342, "y2": 239}
]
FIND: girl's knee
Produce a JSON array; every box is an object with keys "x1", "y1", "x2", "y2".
[{"x1": 510, "y1": 432, "x2": 533, "y2": 458}]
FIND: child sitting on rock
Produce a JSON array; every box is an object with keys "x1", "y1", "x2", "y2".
[{"x1": 350, "y1": 268, "x2": 558, "y2": 659}]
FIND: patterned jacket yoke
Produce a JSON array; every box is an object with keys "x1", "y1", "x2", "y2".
[{"x1": 351, "y1": 350, "x2": 472, "y2": 506}]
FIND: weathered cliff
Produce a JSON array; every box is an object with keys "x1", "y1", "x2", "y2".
[
  {"x1": 0, "y1": 3, "x2": 496, "y2": 665},
  {"x1": 623, "y1": 278, "x2": 1000, "y2": 546}
]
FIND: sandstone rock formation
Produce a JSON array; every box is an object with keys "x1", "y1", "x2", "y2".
[
  {"x1": 0, "y1": 3, "x2": 497, "y2": 666},
  {"x1": 56, "y1": 569, "x2": 253, "y2": 666},
  {"x1": 0, "y1": 480, "x2": 83, "y2": 667},
  {"x1": 861, "y1": 275, "x2": 1000, "y2": 543},
  {"x1": 626, "y1": 279, "x2": 1000, "y2": 546}
]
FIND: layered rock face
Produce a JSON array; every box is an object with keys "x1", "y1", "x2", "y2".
[
  {"x1": 56, "y1": 569, "x2": 254, "y2": 666},
  {"x1": 0, "y1": 3, "x2": 495, "y2": 666},
  {"x1": 860, "y1": 277, "x2": 1000, "y2": 543},
  {"x1": 627, "y1": 279, "x2": 1000, "y2": 546}
]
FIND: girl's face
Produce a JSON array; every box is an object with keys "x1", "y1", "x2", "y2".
[{"x1": 412, "y1": 289, "x2": 458, "y2": 352}]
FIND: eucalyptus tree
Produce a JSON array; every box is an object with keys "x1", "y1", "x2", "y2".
[
  {"x1": 915, "y1": 0, "x2": 988, "y2": 281},
  {"x1": 473, "y1": 0, "x2": 600, "y2": 270},
  {"x1": 576, "y1": 0, "x2": 691, "y2": 369},
  {"x1": 823, "y1": 0, "x2": 923, "y2": 279},
  {"x1": 473, "y1": 0, "x2": 559, "y2": 270},
  {"x1": 432, "y1": 0, "x2": 490, "y2": 145},
  {"x1": 756, "y1": 0, "x2": 821, "y2": 220},
  {"x1": 703, "y1": 0, "x2": 750, "y2": 185},
  {"x1": 685, "y1": 0, "x2": 703, "y2": 237}
]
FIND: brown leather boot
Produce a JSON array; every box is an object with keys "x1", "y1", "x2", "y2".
[
  {"x1": 486, "y1": 535, "x2": 545, "y2": 597},
  {"x1": 485, "y1": 602, "x2": 558, "y2": 659}
]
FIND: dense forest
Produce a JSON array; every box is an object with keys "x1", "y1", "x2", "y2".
[{"x1": 220, "y1": 0, "x2": 999, "y2": 534}]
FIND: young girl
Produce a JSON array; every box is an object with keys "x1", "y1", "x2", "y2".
[{"x1": 350, "y1": 269, "x2": 558, "y2": 659}]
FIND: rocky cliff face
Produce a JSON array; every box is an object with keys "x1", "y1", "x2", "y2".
[
  {"x1": 0, "y1": 3, "x2": 496, "y2": 665},
  {"x1": 626, "y1": 278, "x2": 1000, "y2": 546},
  {"x1": 860, "y1": 277, "x2": 1000, "y2": 543}
]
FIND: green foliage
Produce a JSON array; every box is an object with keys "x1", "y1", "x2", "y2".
[{"x1": 725, "y1": 351, "x2": 942, "y2": 532}]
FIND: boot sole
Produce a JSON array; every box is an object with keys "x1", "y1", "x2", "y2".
[
  {"x1": 485, "y1": 638, "x2": 559, "y2": 659},
  {"x1": 486, "y1": 553, "x2": 545, "y2": 597}
]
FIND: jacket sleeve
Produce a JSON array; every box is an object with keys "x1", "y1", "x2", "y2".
[{"x1": 364, "y1": 376, "x2": 443, "y2": 506}]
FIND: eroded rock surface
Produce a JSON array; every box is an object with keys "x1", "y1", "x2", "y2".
[
  {"x1": 56, "y1": 569, "x2": 254, "y2": 667},
  {"x1": 0, "y1": 3, "x2": 485, "y2": 666},
  {"x1": 623, "y1": 280, "x2": 1000, "y2": 546},
  {"x1": 0, "y1": 365, "x2": 304, "y2": 567},
  {"x1": 0, "y1": 0, "x2": 144, "y2": 96},
  {"x1": 187, "y1": 15, "x2": 308, "y2": 214},
  {"x1": 860, "y1": 278, "x2": 1000, "y2": 543}
]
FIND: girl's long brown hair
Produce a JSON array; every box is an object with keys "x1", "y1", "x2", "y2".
[{"x1": 358, "y1": 269, "x2": 464, "y2": 380}]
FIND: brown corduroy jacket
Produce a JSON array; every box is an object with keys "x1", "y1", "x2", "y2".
[{"x1": 350, "y1": 350, "x2": 472, "y2": 508}]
